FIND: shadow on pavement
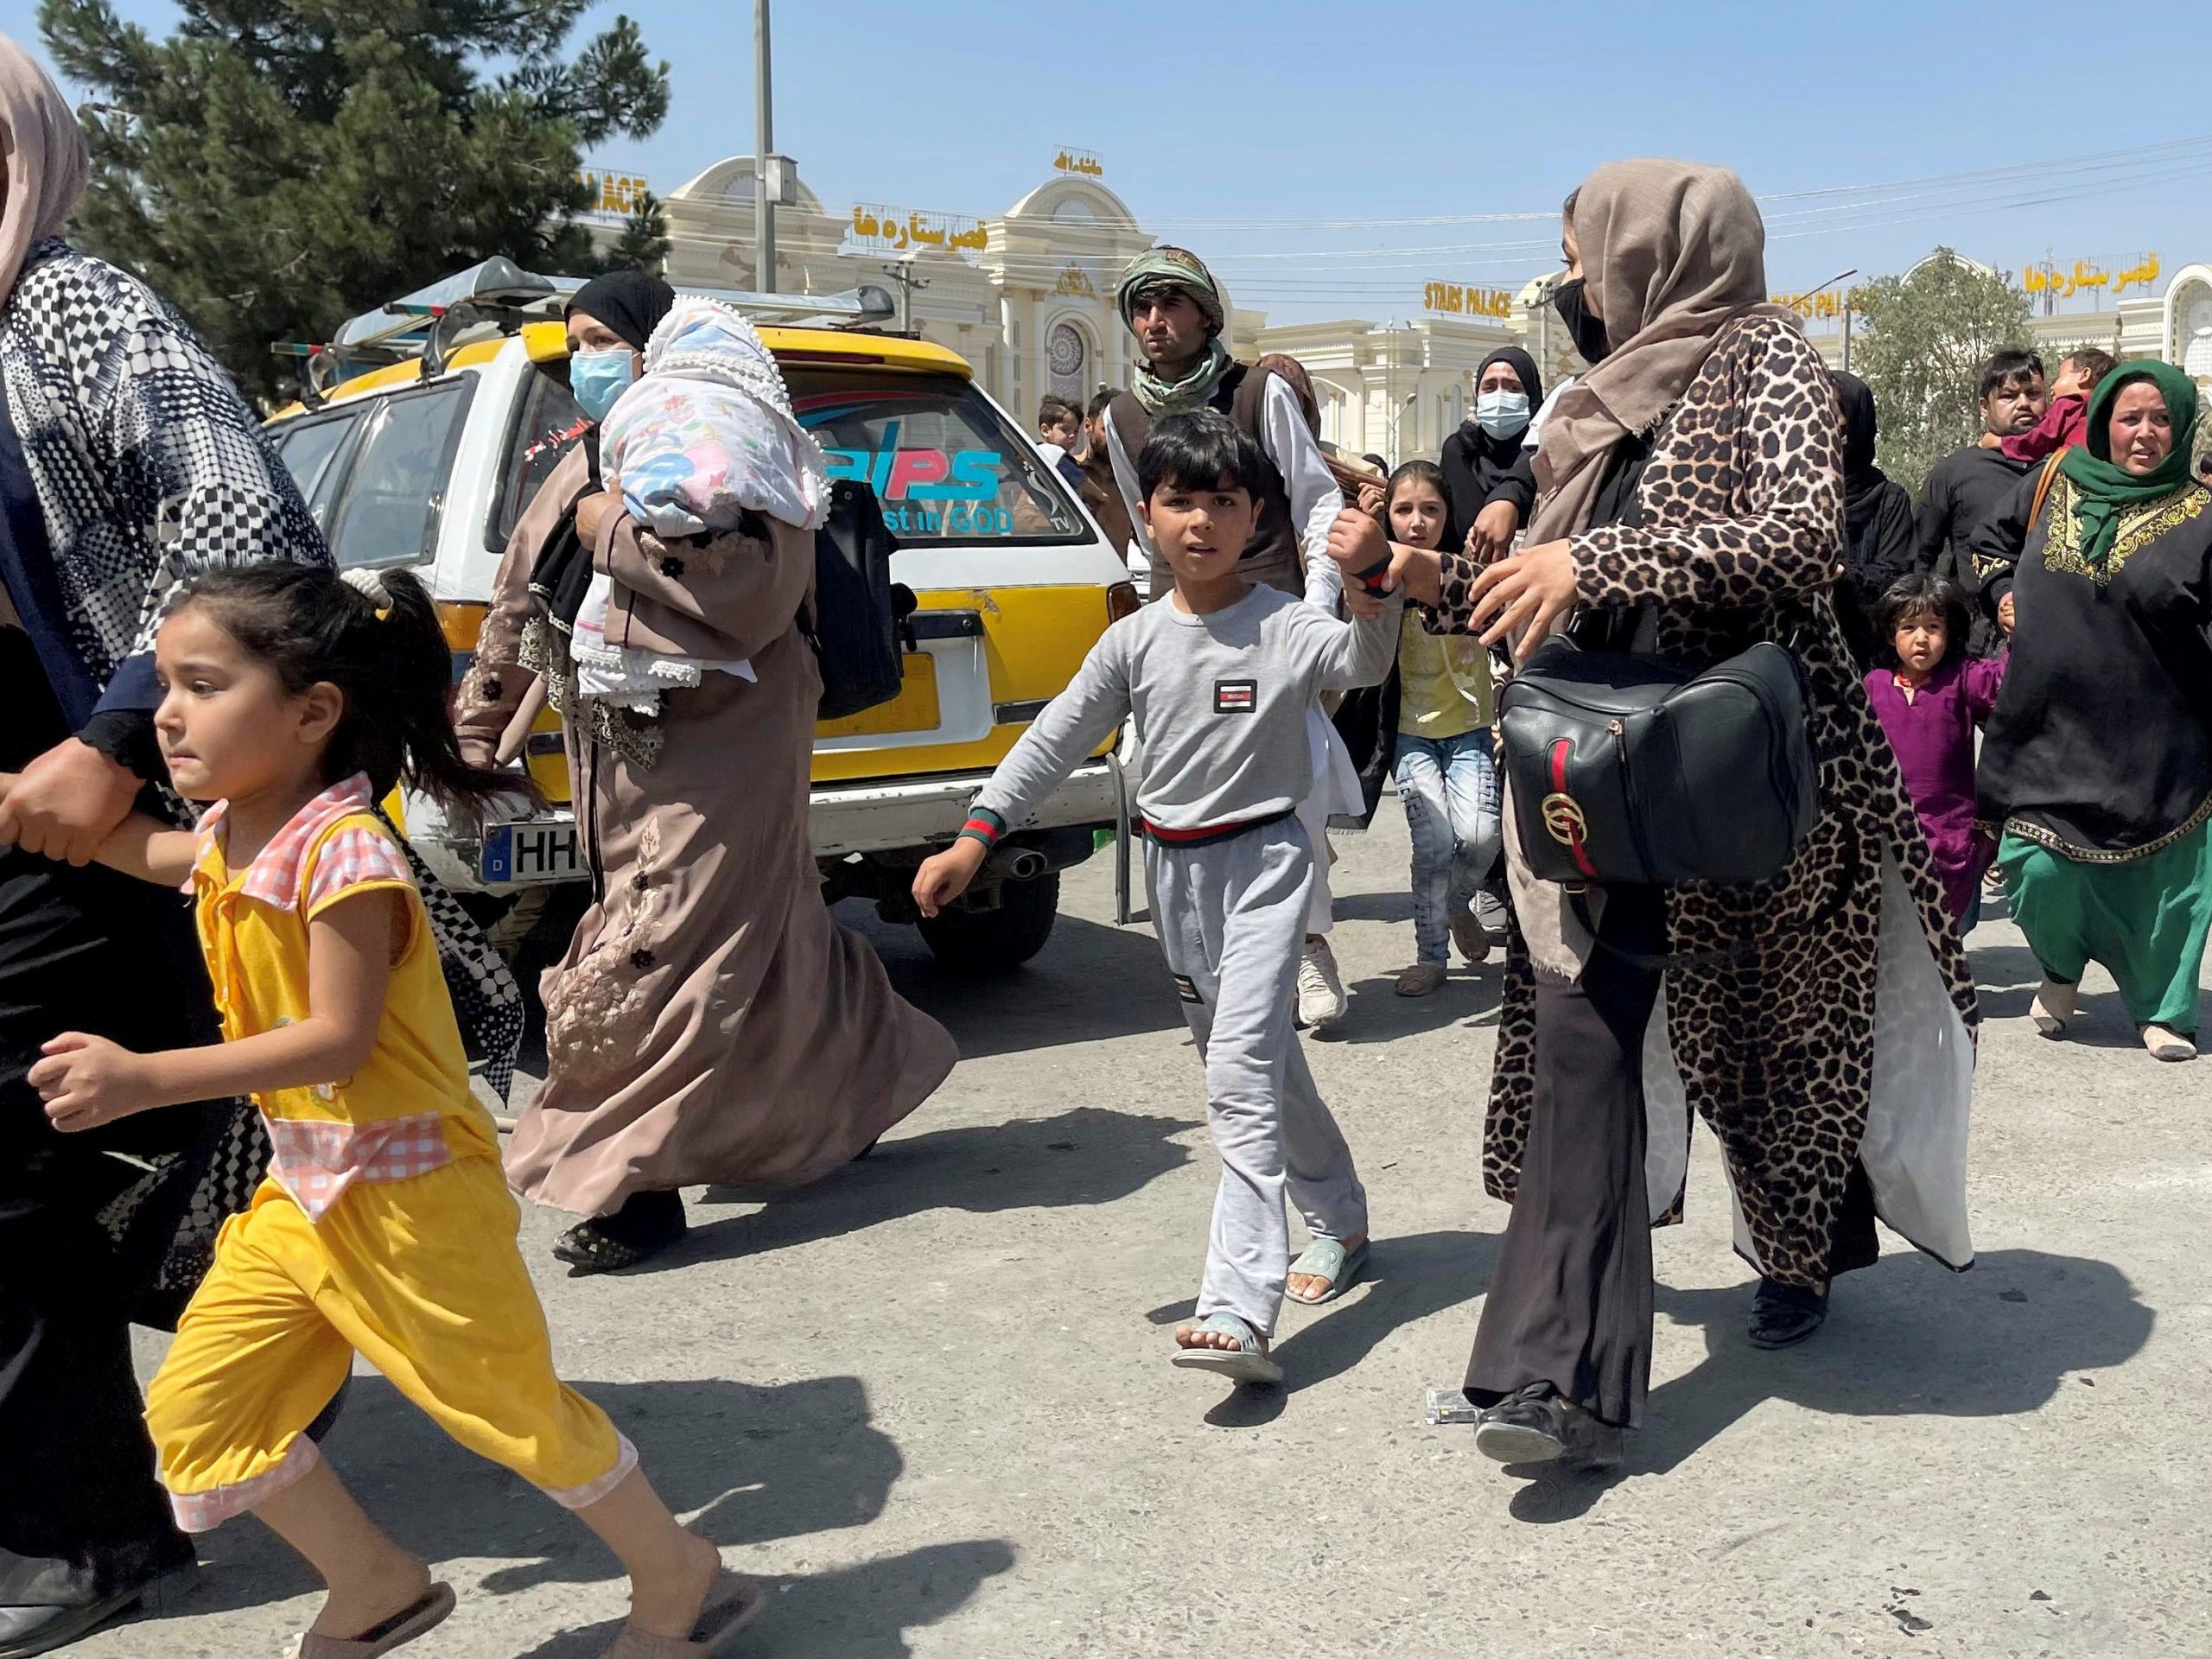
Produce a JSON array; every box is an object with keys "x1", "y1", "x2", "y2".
[
  {"x1": 840, "y1": 904, "x2": 1186, "y2": 1062},
  {"x1": 154, "y1": 1373, "x2": 906, "y2": 1622},
  {"x1": 1328, "y1": 969, "x2": 1503, "y2": 1046},
  {"x1": 689, "y1": 1106, "x2": 1200, "y2": 1264},
  {"x1": 1144, "y1": 1230, "x2": 1503, "y2": 1429},
  {"x1": 1504, "y1": 1246, "x2": 2154, "y2": 1523},
  {"x1": 1971, "y1": 942, "x2": 2187, "y2": 1045},
  {"x1": 513, "y1": 1539, "x2": 1020, "y2": 1659},
  {"x1": 1332, "y1": 891, "x2": 1415, "y2": 926}
]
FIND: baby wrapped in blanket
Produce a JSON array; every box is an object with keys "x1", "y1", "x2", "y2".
[{"x1": 571, "y1": 297, "x2": 830, "y2": 710}]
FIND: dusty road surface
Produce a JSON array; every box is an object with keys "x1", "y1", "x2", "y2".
[{"x1": 90, "y1": 796, "x2": 2205, "y2": 1658}]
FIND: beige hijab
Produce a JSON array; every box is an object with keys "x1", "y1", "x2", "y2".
[
  {"x1": 0, "y1": 35, "x2": 88, "y2": 310},
  {"x1": 1528, "y1": 159, "x2": 1790, "y2": 544},
  {"x1": 1509, "y1": 159, "x2": 1798, "y2": 978}
]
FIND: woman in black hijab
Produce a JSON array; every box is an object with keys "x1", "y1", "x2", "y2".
[
  {"x1": 1440, "y1": 346, "x2": 1544, "y2": 563},
  {"x1": 515, "y1": 270, "x2": 678, "y2": 649},
  {"x1": 1830, "y1": 370, "x2": 1917, "y2": 669}
]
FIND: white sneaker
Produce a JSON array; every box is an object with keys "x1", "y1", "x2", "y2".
[
  {"x1": 2031, "y1": 979, "x2": 2077, "y2": 1038},
  {"x1": 2142, "y1": 1024, "x2": 2197, "y2": 1061},
  {"x1": 1297, "y1": 937, "x2": 1349, "y2": 1030}
]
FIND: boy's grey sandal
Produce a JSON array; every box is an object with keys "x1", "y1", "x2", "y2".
[
  {"x1": 1285, "y1": 1236, "x2": 1369, "y2": 1306},
  {"x1": 1170, "y1": 1313, "x2": 1283, "y2": 1384}
]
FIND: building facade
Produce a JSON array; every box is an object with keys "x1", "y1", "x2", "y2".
[
  {"x1": 618, "y1": 160, "x2": 2212, "y2": 467},
  {"x1": 636, "y1": 155, "x2": 1555, "y2": 461}
]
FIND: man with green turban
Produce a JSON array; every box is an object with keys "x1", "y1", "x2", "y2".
[{"x1": 1099, "y1": 246, "x2": 1361, "y2": 1034}]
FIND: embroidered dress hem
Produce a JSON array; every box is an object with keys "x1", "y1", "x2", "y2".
[
  {"x1": 1995, "y1": 791, "x2": 2212, "y2": 867},
  {"x1": 1999, "y1": 823, "x2": 2212, "y2": 1034}
]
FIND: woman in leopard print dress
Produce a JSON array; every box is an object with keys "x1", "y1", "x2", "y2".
[{"x1": 1335, "y1": 160, "x2": 1976, "y2": 1468}]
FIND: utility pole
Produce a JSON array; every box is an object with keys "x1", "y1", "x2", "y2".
[
  {"x1": 886, "y1": 257, "x2": 928, "y2": 333},
  {"x1": 754, "y1": 0, "x2": 776, "y2": 293},
  {"x1": 1809, "y1": 266, "x2": 1858, "y2": 375}
]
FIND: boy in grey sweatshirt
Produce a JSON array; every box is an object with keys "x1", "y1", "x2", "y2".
[{"x1": 914, "y1": 410, "x2": 1400, "y2": 1383}]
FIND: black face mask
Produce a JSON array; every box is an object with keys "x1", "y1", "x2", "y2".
[{"x1": 1553, "y1": 277, "x2": 1611, "y2": 365}]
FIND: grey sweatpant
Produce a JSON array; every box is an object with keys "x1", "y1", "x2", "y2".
[{"x1": 1147, "y1": 818, "x2": 1368, "y2": 1338}]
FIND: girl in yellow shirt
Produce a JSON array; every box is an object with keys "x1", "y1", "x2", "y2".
[
  {"x1": 16, "y1": 565, "x2": 760, "y2": 1656},
  {"x1": 1380, "y1": 463, "x2": 1503, "y2": 997}
]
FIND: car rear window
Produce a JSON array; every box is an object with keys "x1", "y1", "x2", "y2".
[
  {"x1": 323, "y1": 381, "x2": 474, "y2": 569},
  {"x1": 491, "y1": 362, "x2": 591, "y2": 550},
  {"x1": 269, "y1": 410, "x2": 361, "y2": 528},
  {"x1": 784, "y1": 369, "x2": 1088, "y2": 545}
]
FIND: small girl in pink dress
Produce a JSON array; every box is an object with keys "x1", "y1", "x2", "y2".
[{"x1": 1863, "y1": 574, "x2": 2007, "y2": 925}]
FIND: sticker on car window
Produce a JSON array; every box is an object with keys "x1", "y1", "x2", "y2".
[{"x1": 818, "y1": 416, "x2": 1020, "y2": 537}]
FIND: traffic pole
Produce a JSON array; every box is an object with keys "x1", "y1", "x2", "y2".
[{"x1": 754, "y1": 0, "x2": 776, "y2": 293}]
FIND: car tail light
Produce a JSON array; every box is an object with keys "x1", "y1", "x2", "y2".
[{"x1": 1106, "y1": 582, "x2": 1141, "y2": 623}]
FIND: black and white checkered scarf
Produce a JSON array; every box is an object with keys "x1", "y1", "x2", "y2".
[{"x1": 2, "y1": 242, "x2": 524, "y2": 1306}]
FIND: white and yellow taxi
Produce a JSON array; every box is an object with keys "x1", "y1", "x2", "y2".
[{"x1": 264, "y1": 261, "x2": 1135, "y2": 970}]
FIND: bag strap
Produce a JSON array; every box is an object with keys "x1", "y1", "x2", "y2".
[
  {"x1": 1566, "y1": 819, "x2": 1864, "y2": 976},
  {"x1": 2028, "y1": 447, "x2": 2069, "y2": 529}
]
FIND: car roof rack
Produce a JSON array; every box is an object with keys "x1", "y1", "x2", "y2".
[{"x1": 272, "y1": 259, "x2": 895, "y2": 405}]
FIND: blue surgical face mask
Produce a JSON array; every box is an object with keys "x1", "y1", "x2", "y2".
[
  {"x1": 1475, "y1": 389, "x2": 1531, "y2": 438},
  {"x1": 570, "y1": 346, "x2": 638, "y2": 424}
]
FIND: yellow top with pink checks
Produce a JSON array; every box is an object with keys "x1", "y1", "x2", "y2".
[{"x1": 187, "y1": 773, "x2": 499, "y2": 1219}]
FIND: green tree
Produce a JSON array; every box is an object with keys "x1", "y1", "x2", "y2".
[
  {"x1": 39, "y1": 0, "x2": 671, "y2": 400},
  {"x1": 1850, "y1": 249, "x2": 2036, "y2": 499}
]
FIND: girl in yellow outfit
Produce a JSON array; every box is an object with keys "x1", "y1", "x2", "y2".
[{"x1": 17, "y1": 564, "x2": 761, "y2": 1657}]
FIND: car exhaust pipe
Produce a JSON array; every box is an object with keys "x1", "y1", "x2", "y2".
[{"x1": 988, "y1": 847, "x2": 1050, "y2": 882}]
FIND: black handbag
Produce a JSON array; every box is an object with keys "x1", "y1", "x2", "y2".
[{"x1": 1495, "y1": 634, "x2": 1820, "y2": 887}]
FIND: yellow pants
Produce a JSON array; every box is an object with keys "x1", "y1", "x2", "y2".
[{"x1": 146, "y1": 1158, "x2": 632, "y2": 1532}]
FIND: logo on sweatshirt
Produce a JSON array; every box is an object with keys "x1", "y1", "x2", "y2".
[{"x1": 1213, "y1": 678, "x2": 1257, "y2": 715}]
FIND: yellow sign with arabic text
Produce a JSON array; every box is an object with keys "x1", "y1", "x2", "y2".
[
  {"x1": 846, "y1": 204, "x2": 988, "y2": 263},
  {"x1": 1423, "y1": 282, "x2": 1515, "y2": 320},
  {"x1": 1052, "y1": 149, "x2": 1104, "y2": 179},
  {"x1": 2024, "y1": 253, "x2": 2162, "y2": 303}
]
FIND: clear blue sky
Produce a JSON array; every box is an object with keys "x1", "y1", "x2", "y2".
[{"x1": 10, "y1": 0, "x2": 2210, "y2": 325}]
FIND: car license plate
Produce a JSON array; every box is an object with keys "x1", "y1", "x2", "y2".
[
  {"x1": 480, "y1": 820, "x2": 582, "y2": 885},
  {"x1": 815, "y1": 652, "x2": 941, "y2": 740}
]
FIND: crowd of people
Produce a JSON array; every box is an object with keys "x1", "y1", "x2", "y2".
[{"x1": 0, "y1": 28, "x2": 2208, "y2": 1653}]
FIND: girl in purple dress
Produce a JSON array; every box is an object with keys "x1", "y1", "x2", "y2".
[{"x1": 1864, "y1": 575, "x2": 2007, "y2": 925}]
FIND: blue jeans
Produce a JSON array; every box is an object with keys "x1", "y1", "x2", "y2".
[{"x1": 1395, "y1": 729, "x2": 1502, "y2": 965}]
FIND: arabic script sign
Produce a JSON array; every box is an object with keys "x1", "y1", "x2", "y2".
[
  {"x1": 2023, "y1": 253, "x2": 2163, "y2": 307},
  {"x1": 1423, "y1": 282, "x2": 1515, "y2": 320},
  {"x1": 845, "y1": 205, "x2": 988, "y2": 265},
  {"x1": 1052, "y1": 149, "x2": 1104, "y2": 179}
]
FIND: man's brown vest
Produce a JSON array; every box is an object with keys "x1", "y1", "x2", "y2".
[{"x1": 1107, "y1": 362, "x2": 1302, "y2": 600}]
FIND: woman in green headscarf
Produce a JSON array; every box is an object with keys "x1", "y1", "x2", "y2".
[{"x1": 1971, "y1": 359, "x2": 2212, "y2": 1059}]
